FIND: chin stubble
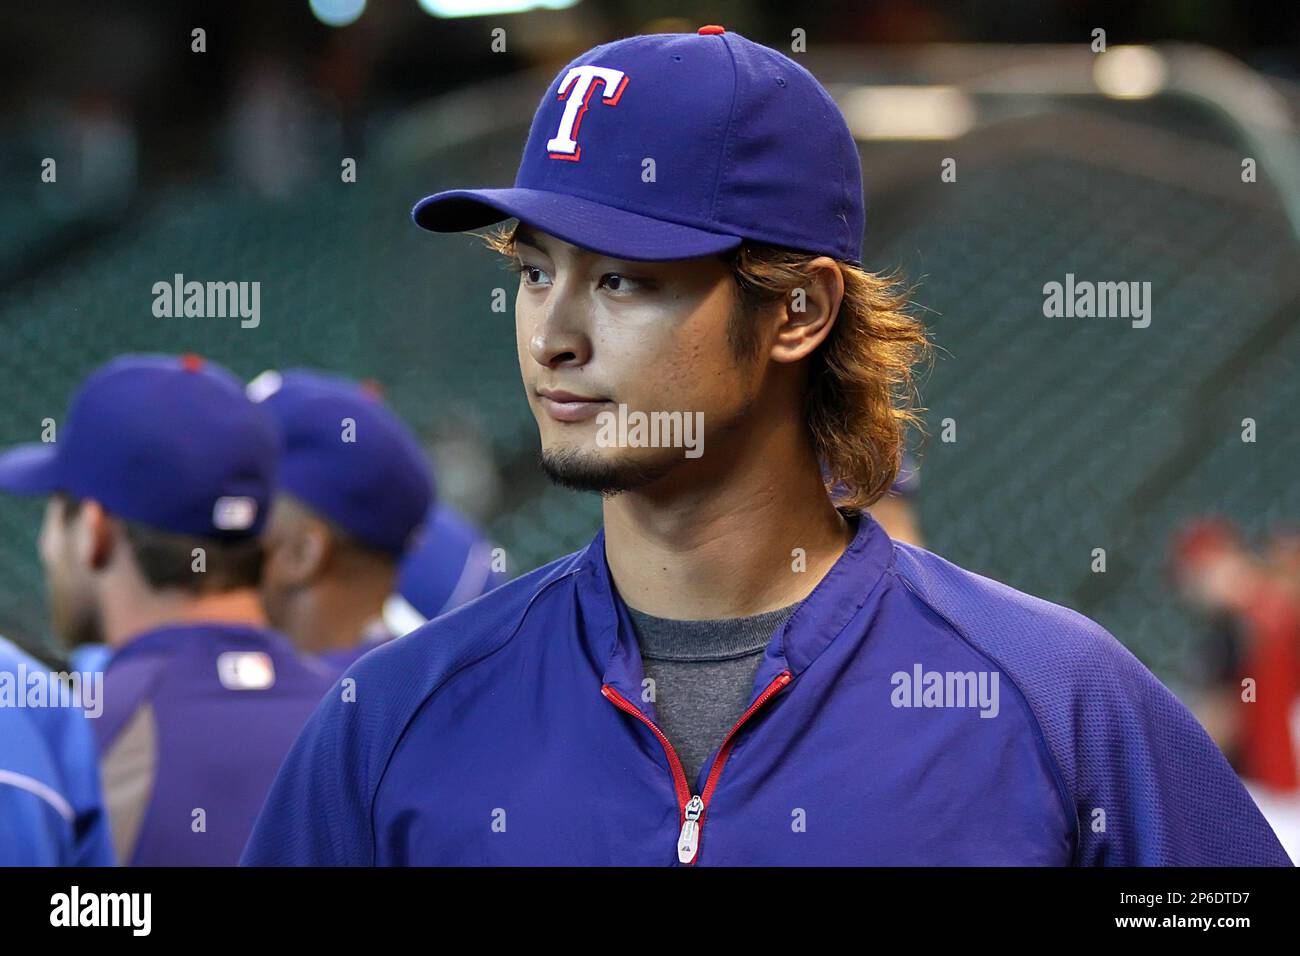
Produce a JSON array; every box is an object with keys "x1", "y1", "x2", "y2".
[{"x1": 537, "y1": 446, "x2": 679, "y2": 497}]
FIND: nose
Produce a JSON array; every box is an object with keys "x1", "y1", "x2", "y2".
[{"x1": 525, "y1": 294, "x2": 592, "y2": 369}]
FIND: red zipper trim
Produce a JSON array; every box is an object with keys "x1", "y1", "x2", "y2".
[
  {"x1": 600, "y1": 684, "x2": 692, "y2": 814},
  {"x1": 602, "y1": 669, "x2": 793, "y2": 865},
  {"x1": 701, "y1": 670, "x2": 793, "y2": 808}
]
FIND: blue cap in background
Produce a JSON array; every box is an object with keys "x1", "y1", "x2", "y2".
[
  {"x1": 248, "y1": 369, "x2": 434, "y2": 557},
  {"x1": 412, "y1": 26, "x2": 865, "y2": 263},
  {"x1": 0, "y1": 354, "x2": 278, "y2": 537},
  {"x1": 382, "y1": 504, "x2": 509, "y2": 635}
]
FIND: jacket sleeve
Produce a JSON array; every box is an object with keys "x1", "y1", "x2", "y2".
[
  {"x1": 1068, "y1": 629, "x2": 1293, "y2": 866},
  {"x1": 0, "y1": 785, "x2": 71, "y2": 866},
  {"x1": 0, "y1": 653, "x2": 113, "y2": 867},
  {"x1": 48, "y1": 707, "x2": 116, "y2": 867},
  {"x1": 241, "y1": 679, "x2": 378, "y2": 866}
]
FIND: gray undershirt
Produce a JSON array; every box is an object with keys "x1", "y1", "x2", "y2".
[{"x1": 627, "y1": 601, "x2": 801, "y2": 792}]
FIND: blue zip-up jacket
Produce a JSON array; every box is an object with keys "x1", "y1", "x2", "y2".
[
  {"x1": 0, "y1": 638, "x2": 114, "y2": 866},
  {"x1": 242, "y1": 514, "x2": 1292, "y2": 865}
]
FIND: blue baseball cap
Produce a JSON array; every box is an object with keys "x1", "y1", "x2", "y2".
[
  {"x1": 412, "y1": 26, "x2": 865, "y2": 264},
  {"x1": 383, "y1": 504, "x2": 508, "y2": 635},
  {"x1": 248, "y1": 369, "x2": 434, "y2": 557},
  {"x1": 0, "y1": 354, "x2": 278, "y2": 537}
]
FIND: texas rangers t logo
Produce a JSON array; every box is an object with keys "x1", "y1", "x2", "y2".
[{"x1": 546, "y1": 65, "x2": 628, "y2": 161}]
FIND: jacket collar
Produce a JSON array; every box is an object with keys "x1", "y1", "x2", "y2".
[{"x1": 581, "y1": 510, "x2": 896, "y2": 717}]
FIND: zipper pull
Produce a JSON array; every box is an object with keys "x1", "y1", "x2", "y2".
[{"x1": 677, "y1": 794, "x2": 705, "y2": 864}]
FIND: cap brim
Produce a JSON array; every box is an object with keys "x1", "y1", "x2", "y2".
[
  {"x1": 411, "y1": 187, "x2": 742, "y2": 262},
  {"x1": 0, "y1": 444, "x2": 63, "y2": 495}
]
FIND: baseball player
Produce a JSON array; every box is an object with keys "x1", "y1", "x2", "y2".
[
  {"x1": 0, "y1": 354, "x2": 335, "y2": 865},
  {"x1": 381, "y1": 503, "x2": 510, "y2": 638},
  {"x1": 247, "y1": 369, "x2": 434, "y2": 671},
  {"x1": 244, "y1": 28, "x2": 1290, "y2": 865},
  {"x1": 0, "y1": 637, "x2": 114, "y2": 865}
]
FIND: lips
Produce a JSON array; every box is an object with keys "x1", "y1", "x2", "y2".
[{"x1": 536, "y1": 388, "x2": 611, "y2": 423}]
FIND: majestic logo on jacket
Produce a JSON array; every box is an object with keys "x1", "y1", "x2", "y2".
[
  {"x1": 546, "y1": 65, "x2": 628, "y2": 162},
  {"x1": 217, "y1": 652, "x2": 276, "y2": 691}
]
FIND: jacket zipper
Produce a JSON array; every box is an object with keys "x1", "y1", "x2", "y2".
[{"x1": 601, "y1": 669, "x2": 792, "y2": 865}]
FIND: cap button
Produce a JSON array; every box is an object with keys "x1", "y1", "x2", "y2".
[
  {"x1": 180, "y1": 353, "x2": 205, "y2": 372},
  {"x1": 697, "y1": 24, "x2": 725, "y2": 35}
]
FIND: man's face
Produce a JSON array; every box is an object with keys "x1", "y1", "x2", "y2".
[
  {"x1": 38, "y1": 497, "x2": 101, "y2": 648},
  {"x1": 512, "y1": 226, "x2": 766, "y2": 495}
]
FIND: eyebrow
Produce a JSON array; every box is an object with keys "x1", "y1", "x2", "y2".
[{"x1": 513, "y1": 226, "x2": 544, "y2": 253}]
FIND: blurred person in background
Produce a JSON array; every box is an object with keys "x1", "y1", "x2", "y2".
[
  {"x1": 249, "y1": 369, "x2": 434, "y2": 672},
  {"x1": 1173, "y1": 518, "x2": 1300, "y2": 862},
  {"x1": 0, "y1": 636, "x2": 114, "y2": 865},
  {"x1": 1267, "y1": 529, "x2": 1300, "y2": 605},
  {"x1": 1173, "y1": 518, "x2": 1300, "y2": 790},
  {"x1": 224, "y1": 56, "x2": 329, "y2": 200},
  {"x1": 381, "y1": 503, "x2": 510, "y2": 639},
  {"x1": 0, "y1": 354, "x2": 334, "y2": 866}
]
